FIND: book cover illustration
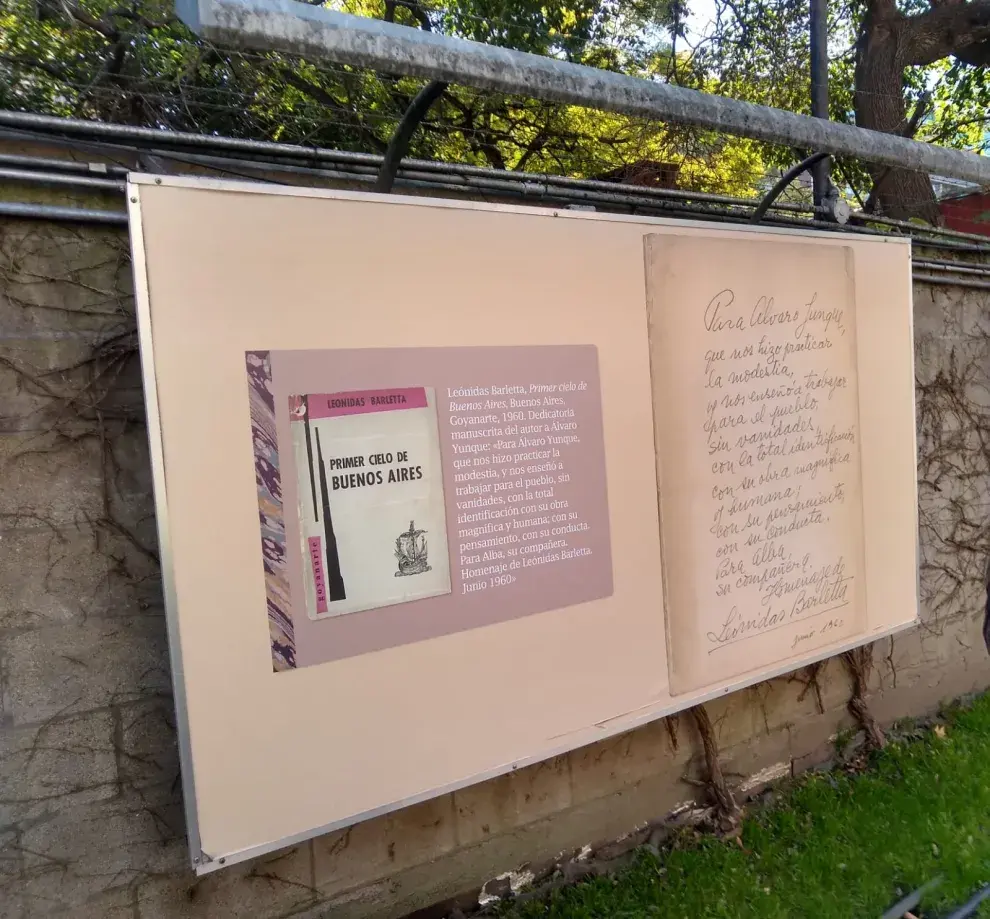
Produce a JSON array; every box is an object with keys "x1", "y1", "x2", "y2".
[{"x1": 289, "y1": 387, "x2": 451, "y2": 619}]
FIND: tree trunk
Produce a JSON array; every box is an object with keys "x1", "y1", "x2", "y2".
[{"x1": 854, "y1": 8, "x2": 943, "y2": 225}]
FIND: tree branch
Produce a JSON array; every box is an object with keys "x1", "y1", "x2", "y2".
[
  {"x1": 866, "y1": 0, "x2": 899, "y2": 19},
  {"x1": 106, "y1": 7, "x2": 177, "y2": 29},
  {"x1": 383, "y1": 0, "x2": 432, "y2": 31},
  {"x1": 838, "y1": 159, "x2": 868, "y2": 210},
  {"x1": 64, "y1": 1, "x2": 121, "y2": 40},
  {"x1": 514, "y1": 128, "x2": 551, "y2": 171},
  {"x1": 903, "y1": 89, "x2": 933, "y2": 138},
  {"x1": 73, "y1": 32, "x2": 134, "y2": 117},
  {"x1": 927, "y1": 113, "x2": 990, "y2": 144},
  {"x1": 903, "y1": 0, "x2": 990, "y2": 66},
  {"x1": 0, "y1": 53, "x2": 73, "y2": 83},
  {"x1": 863, "y1": 90, "x2": 931, "y2": 213},
  {"x1": 279, "y1": 67, "x2": 389, "y2": 152}
]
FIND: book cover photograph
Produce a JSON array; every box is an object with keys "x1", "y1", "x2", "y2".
[
  {"x1": 288, "y1": 387, "x2": 451, "y2": 619},
  {"x1": 246, "y1": 345, "x2": 611, "y2": 671}
]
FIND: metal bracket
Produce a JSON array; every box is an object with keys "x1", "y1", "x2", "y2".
[
  {"x1": 375, "y1": 80, "x2": 448, "y2": 193},
  {"x1": 751, "y1": 152, "x2": 849, "y2": 225},
  {"x1": 824, "y1": 186, "x2": 850, "y2": 225}
]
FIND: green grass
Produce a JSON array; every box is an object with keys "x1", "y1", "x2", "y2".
[{"x1": 503, "y1": 693, "x2": 990, "y2": 919}]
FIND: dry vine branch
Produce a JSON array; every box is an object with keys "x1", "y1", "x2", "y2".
[
  {"x1": 913, "y1": 287, "x2": 990, "y2": 638},
  {"x1": 1, "y1": 225, "x2": 159, "y2": 596},
  {"x1": 689, "y1": 705, "x2": 741, "y2": 831},
  {"x1": 792, "y1": 661, "x2": 827, "y2": 714},
  {"x1": 842, "y1": 645, "x2": 886, "y2": 749}
]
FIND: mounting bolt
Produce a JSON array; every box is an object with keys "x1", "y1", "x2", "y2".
[
  {"x1": 219, "y1": 857, "x2": 226, "y2": 865},
  {"x1": 129, "y1": 196, "x2": 137, "y2": 203},
  {"x1": 155, "y1": 178, "x2": 162, "y2": 185}
]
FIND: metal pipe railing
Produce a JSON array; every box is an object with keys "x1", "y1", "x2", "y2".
[
  {"x1": 0, "y1": 166, "x2": 125, "y2": 192},
  {"x1": 0, "y1": 110, "x2": 816, "y2": 215},
  {"x1": 175, "y1": 0, "x2": 990, "y2": 186},
  {"x1": 1, "y1": 124, "x2": 989, "y2": 279},
  {"x1": 0, "y1": 201, "x2": 126, "y2": 224},
  {"x1": 0, "y1": 151, "x2": 129, "y2": 178},
  {"x1": 0, "y1": 191, "x2": 987, "y2": 288}
]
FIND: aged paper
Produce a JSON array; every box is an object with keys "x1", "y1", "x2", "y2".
[
  {"x1": 645, "y1": 235, "x2": 866, "y2": 694},
  {"x1": 289, "y1": 387, "x2": 451, "y2": 619}
]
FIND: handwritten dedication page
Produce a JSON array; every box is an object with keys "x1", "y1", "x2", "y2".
[{"x1": 645, "y1": 235, "x2": 866, "y2": 695}]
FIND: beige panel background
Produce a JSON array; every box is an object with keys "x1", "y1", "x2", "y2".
[{"x1": 130, "y1": 178, "x2": 918, "y2": 866}]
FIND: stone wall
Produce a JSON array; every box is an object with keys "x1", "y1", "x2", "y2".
[{"x1": 1, "y1": 215, "x2": 988, "y2": 919}]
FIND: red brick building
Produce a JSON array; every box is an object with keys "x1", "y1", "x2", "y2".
[{"x1": 939, "y1": 190, "x2": 990, "y2": 236}]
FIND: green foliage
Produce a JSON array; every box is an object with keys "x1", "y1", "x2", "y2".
[
  {"x1": 6, "y1": 0, "x2": 982, "y2": 204},
  {"x1": 691, "y1": 0, "x2": 989, "y2": 207},
  {"x1": 927, "y1": 59, "x2": 990, "y2": 151},
  {"x1": 0, "y1": 0, "x2": 770, "y2": 193},
  {"x1": 502, "y1": 694, "x2": 990, "y2": 919}
]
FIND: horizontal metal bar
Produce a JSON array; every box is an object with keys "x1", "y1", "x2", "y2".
[
  {"x1": 0, "y1": 141, "x2": 809, "y2": 230},
  {"x1": 6, "y1": 114, "x2": 985, "y2": 247},
  {"x1": 410, "y1": 162, "x2": 818, "y2": 213},
  {"x1": 395, "y1": 165, "x2": 775, "y2": 219},
  {"x1": 393, "y1": 157, "x2": 818, "y2": 214},
  {"x1": 0, "y1": 151, "x2": 129, "y2": 177},
  {"x1": 850, "y1": 210, "x2": 990, "y2": 246},
  {"x1": 913, "y1": 272, "x2": 990, "y2": 290},
  {"x1": 0, "y1": 144, "x2": 839, "y2": 235},
  {"x1": 0, "y1": 166, "x2": 125, "y2": 191},
  {"x1": 910, "y1": 235, "x2": 990, "y2": 255},
  {"x1": 0, "y1": 127, "x2": 829, "y2": 227},
  {"x1": 5, "y1": 141, "x2": 990, "y2": 262},
  {"x1": 0, "y1": 109, "x2": 384, "y2": 162},
  {"x1": 176, "y1": 0, "x2": 990, "y2": 186},
  {"x1": 0, "y1": 110, "x2": 815, "y2": 215},
  {"x1": 0, "y1": 200, "x2": 127, "y2": 224},
  {"x1": 0, "y1": 179, "x2": 984, "y2": 289},
  {"x1": 917, "y1": 255, "x2": 990, "y2": 272},
  {"x1": 61, "y1": 151, "x2": 990, "y2": 252},
  {"x1": 913, "y1": 259, "x2": 990, "y2": 278}
]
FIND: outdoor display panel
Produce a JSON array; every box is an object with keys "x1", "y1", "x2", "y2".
[{"x1": 127, "y1": 175, "x2": 918, "y2": 873}]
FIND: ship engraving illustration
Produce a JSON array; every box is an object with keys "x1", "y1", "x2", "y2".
[{"x1": 394, "y1": 520, "x2": 431, "y2": 577}]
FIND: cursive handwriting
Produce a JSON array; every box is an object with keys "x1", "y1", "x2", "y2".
[{"x1": 699, "y1": 279, "x2": 858, "y2": 654}]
